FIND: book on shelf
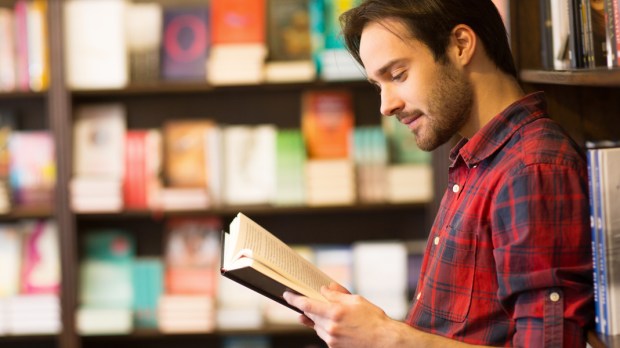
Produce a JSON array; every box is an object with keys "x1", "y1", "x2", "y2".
[
  {"x1": 77, "y1": 230, "x2": 135, "y2": 335},
  {"x1": 125, "y1": 2, "x2": 162, "y2": 84},
  {"x1": 0, "y1": 225, "x2": 22, "y2": 297},
  {"x1": 164, "y1": 217, "x2": 222, "y2": 296},
  {"x1": 588, "y1": 144, "x2": 620, "y2": 336},
  {"x1": 161, "y1": 7, "x2": 209, "y2": 81},
  {"x1": 0, "y1": 8, "x2": 16, "y2": 92},
  {"x1": 210, "y1": 0, "x2": 266, "y2": 45},
  {"x1": 222, "y1": 124, "x2": 277, "y2": 205},
  {"x1": 63, "y1": 0, "x2": 128, "y2": 89},
  {"x1": 163, "y1": 119, "x2": 215, "y2": 188},
  {"x1": 603, "y1": 0, "x2": 619, "y2": 67},
  {"x1": 9, "y1": 131, "x2": 55, "y2": 208},
  {"x1": 21, "y1": 220, "x2": 60, "y2": 295},
  {"x1": 301, "y1": 89, "x2": 354, "y2": 159},
  {"x1": 220, "y1": 212, "x2": 344, "y2": 314},
  {"x1": 0, "y1": 111, "x2": 15, "y2": 213},
  {"x1": 132, "y1": 257, "x2": 163, "y2": 329},
  {"x1": 265, "y1": 0, "x2": 316, "y2": 83}
]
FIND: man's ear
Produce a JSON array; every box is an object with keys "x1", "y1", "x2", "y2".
[{"x1": 449, "y1": 24, "x2": 476, "y2": 67}]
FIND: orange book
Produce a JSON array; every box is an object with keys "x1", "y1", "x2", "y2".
[
  {"x1": 210, "y1": 0, "x2": 266, "y2": 44},
  {"x1": 163, "y1": 120, "x2": 215, "y2": 188},
  {"x1": 301, "y1": 90, "x2": 354, "y2": 159}
]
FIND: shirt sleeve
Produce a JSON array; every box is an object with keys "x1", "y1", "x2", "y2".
[{"x1": 491, "y1": 162, "x2": 594, "y2": 347}]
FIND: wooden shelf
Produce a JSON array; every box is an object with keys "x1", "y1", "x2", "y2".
[
  {"x1": 0, "y1": 206, "x2": 53, "y2": 220},
  {"x1": 74, "y1": 202, "x2": 429, "y2": 220},
  {"x1": 70, "y1": 80, "x2": 372, "y2": 98},
  {"x1": 0, "y1": 91, "x2": 46, "y2": 99},
  {"x1": 520, "y1": 68, "x2": 620, "y2": 87}
]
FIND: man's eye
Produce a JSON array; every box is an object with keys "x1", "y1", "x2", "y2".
[{"x1": 391, "y1": 72, "x2": 405, "y2": 81}]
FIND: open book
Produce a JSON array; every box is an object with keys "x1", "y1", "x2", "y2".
[{"x1": 220, "y1": 212, "x2": 342, "y2": 314}]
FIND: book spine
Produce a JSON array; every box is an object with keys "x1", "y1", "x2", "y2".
[
  {"x1": 604, "y1": 0, "x2": 618, "y2": 66},
  {"x1": 614, "y1": 0, "x2": 620, "y2": 65},
  {"x1": 587, "y1": 149, "x2": 601, "y2": 333},
  {"x1": 568, "y1": 0, "x2": 586, "y2": 68},
  {"x1": 595, "y1": 149, "x2": 609, "y2": 335}
]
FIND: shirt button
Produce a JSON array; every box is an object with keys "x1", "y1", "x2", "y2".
[
  {"x1": 452, "y1": 184, "x2": 460, "y2": 193},
  {"x1": 416, "y1": 292, "x2": 422, "y2": 301},
  {"x1": 433, "y1": 236, "x2": 440, "y2": 245},
  {"x1": 550, "y1": 292, "x2": 560, "y2": 302}
]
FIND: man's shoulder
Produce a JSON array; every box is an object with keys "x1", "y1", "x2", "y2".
[{"x1": 506, "y1": 117, "x2": 586, "y2": 171}]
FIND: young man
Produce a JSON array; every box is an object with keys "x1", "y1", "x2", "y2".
[{"x1": 284, "y1": 0, "x2": 594, "y2": 347}]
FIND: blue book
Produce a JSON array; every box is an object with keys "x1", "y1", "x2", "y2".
[
  {"x1": 586, "y1": 148, "x2": 601, "y2": 333},
  {"x1": 595, "y1": 149, "x2": 609, "y2": 335},
  {"x1": 161, "y1": 7, "x2": 209, "y2": 80}
]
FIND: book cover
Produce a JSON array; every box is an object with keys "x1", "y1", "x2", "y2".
[
  {"x1": 79, "y1": 230, "x2": 135, "y2": 309},
  {"x1": 301, "y1": 89, "x2": 354, "y2": 159},
  {"x1": 0, "y1": 225, "x2": 22, "y2": 297},
  {"x1": 73, "y1": 103, "x2": 126, "y2": 178},
  {"x1": 126, "y1": 2, "x2": 162, "y2": 83},
  {"x1": 163, "y1": 119, "x2": 215, "y2": 188},
  {"x1": 0, "y1": 9, "x2": 16, "y2": 91},
  {"x1": 132, "y1": 258, "x2": 163, "y2": 328},
  {"x1": 588, "y1": 0, "x2": 608, "y2": 67},
  {"x1": 164, "y1": 217, "x2": 222, "y2": 295},
  {"x1": 210, "y1": 0, "x2": 266, "y2": 44},
  {"x1": 221, "y1": 212, "x2": 344, "y2": 314},
  {"x1": 598, "y1": 147, "x2": 620, "y2": 335},
  {"x1": 586, "y1": 148, "x2": 602, "y2": 333},
  {"x1": 21, "y1": 220, "x2": 60, "y2": 294},
  {"x1": 603, "y1": 0, "x2": 618, "y2": 67},
  {"x1": 161, "y1": 7, "x2": 209, "y2": 81},
  {"x1": 9, "y1": 131, "x2": 55, "y2": 208},
  {"x1": 268, "y1": 0, "x2": 312, "y2": 61},
  {"x1": 63, "y1": 0, "x2": 128, "y2": 89},
  {"x1": 222, "y1": 125, "x2": 277, "y2": 205}
]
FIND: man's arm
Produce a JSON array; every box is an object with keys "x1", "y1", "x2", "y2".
[{"x1": 283, "y1": 284, "x2": 495, "y2": 348}]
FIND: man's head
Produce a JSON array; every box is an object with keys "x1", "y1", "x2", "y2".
[
  {"x1": 340, "y1": 0, "x2": 516, "y2": 151},
  {"x1": 340, "y1": 0, "x2": 516, "y2": 77}
]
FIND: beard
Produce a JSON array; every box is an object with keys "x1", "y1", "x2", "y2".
[{"x1": 412, "y1": 61, "x2": 473, "y2": 151}]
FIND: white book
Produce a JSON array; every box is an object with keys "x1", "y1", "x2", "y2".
[
  {"x1": 73, "y1": 104, "x2": 126, "y2": 178},
  {"x1": 76, "y1": 307, "x2": 133, "y2": 335},
  {"x1": 320, "y1": 48, "x2": 365, "y2": 81},
  {"x1": 0, "y1": 226, "x2": 22, "y2": 297},
  {"x1": 222, "y1": 125, "x2": 276, "y2": 205},
  {"x1": 264, "y1": 60, "x2": 316, "y2": 83},
  {"x1": 353, "y1": 241, "x2": 408, "y2": 320},
  {"x1": 26, "y1": 0, "x2": 48, "y2": 92},
  {"x1": 550, "y1": 0, "x2": 570, "y2": 70},
  {"x1": 0, "y1": 9, "x2": 16, "y2": 91},
  {"x1": 64, "y1": 0, "x2": 128, "y2": 89},
  {"x1": 598, "y1": 147, "x2": 620, "y2": 335},
  {"x1": 207, "y1": 44, "x2": 267, "y2": 85},
  {"x1": 386, "y1": 164, "x2": 433, "y2": 203}
]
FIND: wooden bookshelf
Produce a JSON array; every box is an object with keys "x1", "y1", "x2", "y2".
[{"x1": 520, "y1": 69, "x2": 620, "y2": 87}]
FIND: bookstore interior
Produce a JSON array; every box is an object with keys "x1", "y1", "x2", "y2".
[{"x1": 0, "y1": 0, "x2": 619, "y2": 347}]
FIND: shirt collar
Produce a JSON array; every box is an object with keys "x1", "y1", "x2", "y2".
[{"x1": 449, "y1": 91, "x2": 548, "y2": 167}]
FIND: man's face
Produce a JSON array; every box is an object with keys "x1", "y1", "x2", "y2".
[{"x1": 360, "y1": 19, "x2": 473, "y2": 151}]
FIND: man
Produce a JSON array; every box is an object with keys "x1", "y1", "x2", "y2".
[{"x1": 284, "y1": 0, "x2": 594, "y2": 347}]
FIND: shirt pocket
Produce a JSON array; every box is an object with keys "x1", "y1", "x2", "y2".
[{"x1": 419, "y1": 226, "x2": 478, "y2": 323}]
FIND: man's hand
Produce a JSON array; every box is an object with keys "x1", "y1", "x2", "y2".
[{"x1": 283, "y1": 283, "x2": 398, "y2": 348}]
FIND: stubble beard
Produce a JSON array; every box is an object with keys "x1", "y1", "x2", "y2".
[{"x1": 414, "y1": 61, "x2": 473, "y2": 152}]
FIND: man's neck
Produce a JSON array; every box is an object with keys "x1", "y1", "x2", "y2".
[{"x1": 459, "y1": 67, "x2": 524, "y2": 139}]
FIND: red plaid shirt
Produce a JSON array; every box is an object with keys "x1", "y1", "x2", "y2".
[{"x1": 406, "y1": 92, "x2": 594, "y2": 347}]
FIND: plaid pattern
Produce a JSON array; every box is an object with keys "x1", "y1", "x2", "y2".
[{"x1": 405, "y1": 92, "x2": 594, "y2": 347}]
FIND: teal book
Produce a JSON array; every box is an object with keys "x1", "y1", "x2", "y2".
[
  {"x1": 80, "y1": 230, "x2": 135, "y2": 308},
  {"x1": 132, "y1": 258, "x2": 163, "y2": 328}
]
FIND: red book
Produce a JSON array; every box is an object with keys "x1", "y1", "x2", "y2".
[
  {"x1": 210, "y1": 0, "x2": 266, "y2": 44},
  {"x1": 123, "y1": 131, "x2": 148, "y2": 209},
  {"x1": 301, "y1": 90, "x2": 355, "y2": 159}
]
